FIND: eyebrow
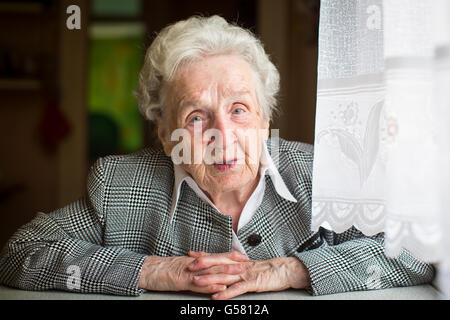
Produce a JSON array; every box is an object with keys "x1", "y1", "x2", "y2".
[
  {"x1": 176, "y1": 100, "x2": 205, "y2": 122},
  {"x1": 179, "y1": 100, "x2": 203, "y2": 109},
  {"x1": 178, "y1": 89, "x2": 252, "y2": 110}
]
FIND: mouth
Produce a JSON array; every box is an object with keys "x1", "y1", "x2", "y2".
[{"x1": 213, "y1": 159, "x2": 237, "y2": 171}]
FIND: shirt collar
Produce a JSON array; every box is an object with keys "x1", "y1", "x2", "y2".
[{"x1": 169, "y1": 140, "x2": 297, "y2": 223}]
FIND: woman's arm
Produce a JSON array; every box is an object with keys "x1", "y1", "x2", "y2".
[
  {"x1": 184, "y1": 227, "x2": 435, "y2": 299},
  {"x1": 293, "y1": 227, "x2": 435, "y2": 296},
  {"x1": 0, "y1": 158, "x2": 147, "y2": 296}
]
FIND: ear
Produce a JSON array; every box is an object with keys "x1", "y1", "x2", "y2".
[{"x1": 156, "y1": 116, "x2": 172, "y2": 157}]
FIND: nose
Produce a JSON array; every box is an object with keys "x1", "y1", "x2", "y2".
[{"x1": 206, "y1": 112, "x2": 236, "y2": 149}]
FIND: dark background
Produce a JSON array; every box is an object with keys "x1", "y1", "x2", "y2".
[{"x1": 0, "y1": 0, "x2": 319, "y2": 248}]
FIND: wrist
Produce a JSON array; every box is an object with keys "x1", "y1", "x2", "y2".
[
  {"x1": 138, "y1": 256, "x2": 165, "y2": 290},
  {"x1": 286, "y1": 257, "x2": 311, "y2": 289}
]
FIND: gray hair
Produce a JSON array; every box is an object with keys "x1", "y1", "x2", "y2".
[{"x1": 135, "y1": 15, "x2": 280, "y2": 123}]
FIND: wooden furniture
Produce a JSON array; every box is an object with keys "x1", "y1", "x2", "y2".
[{"x1": 0, "y1": 0, "x2": 88, "y2": 248}]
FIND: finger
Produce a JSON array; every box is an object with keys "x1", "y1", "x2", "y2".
[
  {"x1": 188, "y1": 252, "x2": 248, "y2": 271},
  {"x1": 188, "y1": 256, "x2": 236, "y2": 271},
  {"x1": 195, "y1": 263, "x2": 243, "y2": 276},
  {"x1": 191, "y1": 284, "x2": 228, "y2": 294},
  {"x1": 212, "y1": 282, "x2": 249, "y2": 300},
  {"x1": 188, "y1": 251, "x2": 247, "y2": 261},
  {"x1": 226, "y1": 251, "x2": 249, "y2": 262},
  {"x1": 193, "y1": 273, "x2": 242, "y2": 287},
  {"x1": 188, "y1": 251, "x2": 209, "y2": 258}
]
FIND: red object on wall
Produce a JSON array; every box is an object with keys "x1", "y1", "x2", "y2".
[{"x1": 39, "y1": 98, "x2": 71, "y2": 152}]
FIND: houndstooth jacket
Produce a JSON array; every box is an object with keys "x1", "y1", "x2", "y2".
[{"x1": 0, "y1": 138, "x2": 434, "y2": 296}]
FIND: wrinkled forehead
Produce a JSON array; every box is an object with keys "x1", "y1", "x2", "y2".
[{"x1": 166, "y1": 55, "x2": 258, "y2": 106}]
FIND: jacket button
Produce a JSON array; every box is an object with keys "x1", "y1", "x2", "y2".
[{"x1": 247, "y1": 234, "x2": 262, "y2": 246}]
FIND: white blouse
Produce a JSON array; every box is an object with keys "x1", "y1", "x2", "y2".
[{"x1": 169, "y1": 142, "x2": 297, "y2": 255}]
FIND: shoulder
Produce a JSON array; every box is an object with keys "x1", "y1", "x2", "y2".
[
  {"x1": 278, "y1": 138, "x2": 314, "y2": 156},
  {"x1": 267, "y1": 137, "x2": 314, "y2": 167},
  {"x1": 89, "y1": 147, "x2": 173, "y2": 186},
  {"x1": 267, "y1": 138, "x2": 314, "y2": 198},
  {"x1": 100, "y1": 147, "x2": 171, "y2": 168}
]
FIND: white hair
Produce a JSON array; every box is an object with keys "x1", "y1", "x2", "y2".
[{"x1": 135, "y1": 15, "x2": 280, "y2": 123}]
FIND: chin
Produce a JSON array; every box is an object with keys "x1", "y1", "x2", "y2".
[{"x1": 209, "y1": 174, "x2": 254, "y2": 193}]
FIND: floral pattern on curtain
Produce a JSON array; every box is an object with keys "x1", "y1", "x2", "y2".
[{"x1": 312, "y1": 0, "x2": 450, "y2": 268}]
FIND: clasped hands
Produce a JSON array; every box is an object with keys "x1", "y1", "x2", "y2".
[{"x1": 138, "y1": 251, "x2": 310, "y2": 300}]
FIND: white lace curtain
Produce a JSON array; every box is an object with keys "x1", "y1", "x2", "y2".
[{"x1": 312, "y1": 0, "x2": 450, "y2": 279}]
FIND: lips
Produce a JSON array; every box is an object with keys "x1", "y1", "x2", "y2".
[
  {"x1": 214, "y1": 159, "x2": 236, "y2": 165},
  {"x1": 213, "y1": 159, "x2": 237, "y2": 171}
]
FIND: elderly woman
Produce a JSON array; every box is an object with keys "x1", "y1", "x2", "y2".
[{"x1": 0, "y1": 16, "x2": 433, "y2": 299}]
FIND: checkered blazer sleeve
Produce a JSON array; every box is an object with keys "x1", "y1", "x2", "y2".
[
  {"x1": 294, "y1": 226, "x2": 435, "y2": 296},
  {"x1": 0, "y1": 157, "x2": 147, "y2": 296}
]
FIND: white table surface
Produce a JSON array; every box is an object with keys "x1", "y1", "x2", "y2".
[{"x1": 0, "y1": 284, "x2": 441, "y2": 300}]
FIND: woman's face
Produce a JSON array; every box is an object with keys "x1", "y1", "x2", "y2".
[{"x1": 159, "y1": 54, "x2": 269, "y2": 196}]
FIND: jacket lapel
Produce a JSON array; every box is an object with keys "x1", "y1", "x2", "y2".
[
  {"x1": 237, "y1": 175, "x2": 312, "y2": 260},
  {"x1": 171, "y1": 183, "x2": 233, "y2": 255}
]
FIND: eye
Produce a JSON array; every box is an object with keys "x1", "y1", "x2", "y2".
[
  {"x1": 232, "y1": 107, "x2": 244, "y2": 115},
  {"x1": 189, "y1": 115, "x2": 203, "y2": 123}
]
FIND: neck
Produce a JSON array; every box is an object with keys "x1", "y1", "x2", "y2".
[{"x1": 205, "y1": 173, "x2": 261, "y2": 231}]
